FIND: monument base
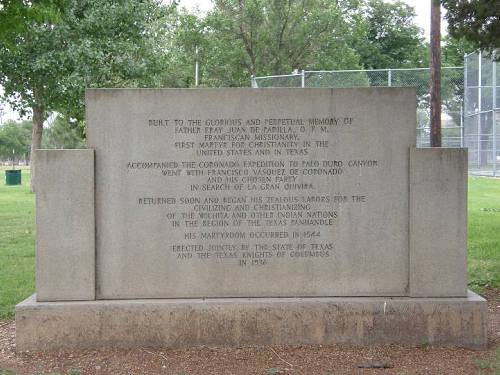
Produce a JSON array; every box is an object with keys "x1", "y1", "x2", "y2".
[{"x1": 16, "y1": 291, "x2": 487, "y2": 351}]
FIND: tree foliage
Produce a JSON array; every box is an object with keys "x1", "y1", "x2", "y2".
[
  {"x1": 164, "y1": 0, "x2": 427, "y2": 87},
  {"x1": 442, "y1": 0, "x2": 500, "y2": 57},
  {"x1": 0, "y1": 0, "x2": 168, "y2": 121},
  {"x1": 352, "y1": 0, "x2": 427, "y2": 69},
  {"x1": 0, "y1": 120, "x2": 31, "y2": 160},
  {"x1": 188, "y1": 0, "x2": 364, "y2": 87},
  {"x1": 1, "y1": 0, "x2": 429, "y2": 102},
  {"x1": 0, "y1": 0, "x2": 64, "y2": 43},
  {"x1": 158, "y1": 9, "x2": 205, "y2": 88},
  {"x1": 442, "y1": 34, "x2": 476, "y2": 67},
  {"x1": 41, "y1": 115, "x2": 85, "y2": 149}
]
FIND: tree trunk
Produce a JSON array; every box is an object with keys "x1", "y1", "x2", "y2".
[
  {"x1": 430, "y1": 0, "x2": 441, "y2": 147},
  {"x1": 30, "y1": 101, "x2": 44, "y2": 193}
]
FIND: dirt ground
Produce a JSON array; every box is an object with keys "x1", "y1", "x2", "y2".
[{"x1": 1, "y1": 289, "x2": 499, "y2": 375}]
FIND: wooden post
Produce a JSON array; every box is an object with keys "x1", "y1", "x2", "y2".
[{"x1": 430, "y1": 0, "x2": 441, "y2": 147}]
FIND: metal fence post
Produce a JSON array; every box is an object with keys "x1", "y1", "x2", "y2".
[
  {"x1": 388, "y1": 69, "x2": 392, "y2": 87},
  {"x1": 301, "y1": 70, "x2": 305, "y2": 88},
  {"x1": 478, "y1": 51, "x2": 482, "y2": 170},
  {"x1": 251, "y1": 75, "x2": 257, "y2": 88},
  {"x1": 195, "y1": 45, "x2": 199, "y2": 87},
  {"x1": 463, "y1": 54, "x2": 467, "y2": 151},
  {"x1": 492, "y1": 52, "x2": 497, "y2": 176},
  {"x1": 460, "y1": 105, "x2": 464, "y2": 148}
]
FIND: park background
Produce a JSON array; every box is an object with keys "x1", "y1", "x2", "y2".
[{"x1": 0, "y1": 0, "x2": 499, "y2": 373}]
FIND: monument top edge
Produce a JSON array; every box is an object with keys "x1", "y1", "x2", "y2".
[{"x1": 85, "y1": 87, "x2": 417, "y2": 94}]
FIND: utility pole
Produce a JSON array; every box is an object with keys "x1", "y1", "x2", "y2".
[{"x1": 430, "y1": 0, "x2": 441, "y2": 147}]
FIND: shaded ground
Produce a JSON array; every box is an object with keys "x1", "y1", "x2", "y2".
[{"x1": 0, "y1": 289, "x2": 498, "y2": 375}]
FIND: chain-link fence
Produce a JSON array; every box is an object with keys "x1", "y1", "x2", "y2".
[
  {"x1": 464, "y1": 52, "x2": 499, "y2": 177},
  {"x1": 252, "y1": 67, "x2": 464, "y2": 149}
]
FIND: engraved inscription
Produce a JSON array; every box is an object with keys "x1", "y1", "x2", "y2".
[{"x1": 126, "y1": 117, "x2": 376, "y2": 267}]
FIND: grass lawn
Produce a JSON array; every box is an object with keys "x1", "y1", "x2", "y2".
[
  {"x1": 0, "y1": 167, "x2": 35, "y2": 320},
  {"x1": 468, "y1": 176, "x2": 500, "y2": 291},
  {"x1": 0, "y1": 170, "x2": 498, "y2": 320}
]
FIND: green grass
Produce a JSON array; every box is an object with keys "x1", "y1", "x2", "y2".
[
  {"x1": 0, "y1": 171, "x2": 498, "y2": 320},
  {"x1": 468, "y1": 177, "x2": 500, "y2": 291},
  {"x1": 0, "y1": 167, "x2": 35, "y2": 320}
]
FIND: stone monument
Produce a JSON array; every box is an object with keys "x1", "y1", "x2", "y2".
[{"x1": 16, "y1": 88, "x2": 487, "y2": 350}]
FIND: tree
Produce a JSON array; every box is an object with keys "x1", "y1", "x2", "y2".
[
  {"x1": 42, "y1": 115, "x2": 85, "y2": 149},
  {"x1": 442, "y1": 0, "x2": 500, "y2": 57},
  {"x1": 167, "y1": 0, "x2": 428, "y2": 87},
  {"x1": 0, "y1": 0, "x2": 168, "y2": 191},
  {"x1": 198, "y1": 0, "x2": 362, "y2": 87},
  {"x1": 352, "y1": 0, "x2": 428, "y2": 70},
  {"x1": 158, "y1": 8, "x2": 207, "y2": 88},
  {"x1": 0, "y1": 120, "x2": 32, "y2": 161},
  {"x1": 442, "y1": 35, "x2": 476, "y2": 67},
  {"x1": 0, "y1": 0, "x2": 65, "y2": 188}
]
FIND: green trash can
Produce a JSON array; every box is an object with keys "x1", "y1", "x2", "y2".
[{"x1": 5, "y1": 169, "x2": 22, "y2": 185}]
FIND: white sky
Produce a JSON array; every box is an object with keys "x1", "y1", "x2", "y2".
[{"x1": 1, "y1": 0, "x2": 446, "y2": 123}]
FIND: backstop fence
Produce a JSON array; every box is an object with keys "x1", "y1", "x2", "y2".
[{"x1": 464, "y1": 52, "x2": 500, "y2": 176}]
